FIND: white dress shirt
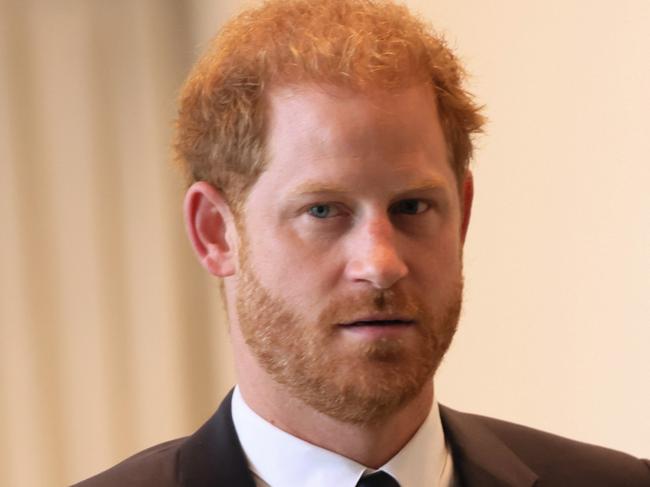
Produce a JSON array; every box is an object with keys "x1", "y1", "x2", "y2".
[{"x1": 231, "y1": 386, "x2": 456, "y2": 487}]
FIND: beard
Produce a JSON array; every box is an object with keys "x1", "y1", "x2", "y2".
[{"x1": 236, "y1": 244, "x2": 463, "y2": 425}]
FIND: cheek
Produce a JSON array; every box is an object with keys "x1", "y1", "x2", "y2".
[
  {"x1": 247, "y1": 229, "x2": 343, "y2": 297},
  {"x1": 409, "y1": 236, "x2": 463, "y2": 283}
]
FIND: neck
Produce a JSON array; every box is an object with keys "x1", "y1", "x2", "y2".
[{"x1": 232, "y1": 323, "x2": 434, "y2": 468}]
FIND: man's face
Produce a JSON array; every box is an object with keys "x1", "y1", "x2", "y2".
[{"x1": 234, "y1": 83, "x2": 468, "y2": 424}]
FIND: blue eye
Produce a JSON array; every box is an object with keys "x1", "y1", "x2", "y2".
[
  {"x1": 308, "y1": 204, "x2": 333, "y2": 218},
  {"x1": 392, "y1": 199, "x2": 428, "y2": 215}
]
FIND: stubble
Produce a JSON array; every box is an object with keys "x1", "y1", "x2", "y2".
[{"x1": 236, "y1": 239, "x2": 463, "y2": 425}]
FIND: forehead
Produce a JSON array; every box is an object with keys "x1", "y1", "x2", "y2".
[
  {"x1": 247, "y1": 83, "x2": 454, "y2": 204},
  {"x1": 266, "y1": 83, "x2": 440, "y2": 151}
]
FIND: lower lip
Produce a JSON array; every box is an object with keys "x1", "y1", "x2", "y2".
[{"x1": 339, "y1": 322, "x2": 415, "y2": 339}]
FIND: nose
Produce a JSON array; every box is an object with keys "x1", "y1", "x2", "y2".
[{"x1": 344, "y1": 215, "x2": 408, "y2": 289}]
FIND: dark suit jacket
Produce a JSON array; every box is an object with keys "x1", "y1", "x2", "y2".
[{"x1": 74, "y1": 391, "x2": 650, "y2": 486}]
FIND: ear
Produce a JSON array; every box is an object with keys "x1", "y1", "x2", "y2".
[
  {"x1": 184, "y1": 181, "x2": 238, "y2": 277},
  {"x1": 460, "y1": 170, "x2": 474, "y2": 243}
]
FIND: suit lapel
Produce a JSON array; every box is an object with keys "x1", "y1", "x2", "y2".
[
  {"x1": 440, "y1": 405, "x2": 538, "y2": 487},
  {"x1": 178, "y1": 390, "x2": 256, "y2": 487},
  {"x1": 175, "y1": 394, "x2": 539, "y2": 487}
]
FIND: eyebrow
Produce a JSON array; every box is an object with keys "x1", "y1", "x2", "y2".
[
  {"x1": 400, "y1": 179, "x2": 447, "y2": 194},
  {"x1": 287, "y1": 178, "x2": 447, "y2": 198},
  {"x1": 287, "y1": 182, "x2": 349, "y2": 197}
]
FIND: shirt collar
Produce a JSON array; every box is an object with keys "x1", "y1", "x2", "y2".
[
  {"x1": 381, "y1": 394, "x2": 451, "y2": 487},
  {"x1": 231, "y1": 385, "x2": 452, "y2": 487}
]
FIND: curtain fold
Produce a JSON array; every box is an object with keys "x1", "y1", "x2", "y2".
[{"x1": 0, "y1": 2, "x2": 234, "y2": 485}]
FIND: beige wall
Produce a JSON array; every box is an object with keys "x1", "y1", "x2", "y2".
[
  {"x1": 1, "y1": 1, "x2": 648, "y2": 485},
  {"x1": 416, "y1": 0, "x2": 650, "y2": 457}
]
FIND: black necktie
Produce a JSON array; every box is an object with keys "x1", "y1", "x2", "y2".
[{"x1": 355, "y1": 471, "x2": 400, "y2": 487}]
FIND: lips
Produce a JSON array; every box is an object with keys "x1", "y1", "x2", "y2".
[{"x1": 339, "y1": 318, "x2": 415, "y2": 327}]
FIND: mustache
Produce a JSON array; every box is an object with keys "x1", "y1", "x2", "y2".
[{"x1": 317, "y1": 288, "x2": 424, "y2": 326}]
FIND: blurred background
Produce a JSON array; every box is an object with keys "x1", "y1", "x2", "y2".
[{"x1": 0, "y1": 0, "x2": 648, "y2": 485}]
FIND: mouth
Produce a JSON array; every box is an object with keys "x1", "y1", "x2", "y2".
[
  {"x1": 337, "y1": 317, "x2": 416, "y2": 340},
  {"x1": 339, "y1": 317, "x2": 416, "y2": 328}
]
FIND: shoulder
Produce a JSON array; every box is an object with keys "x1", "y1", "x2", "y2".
[
  {"x1": 71, "y1": 391, "x2": 254, "y2": 487},
  {"x1": 478, "y1": 413, "x2": 650, "y2": 481},
  {"x1": 441, "y1": 405, "x2": 650, "y2": 486},
  {"x1": 71, "y1": 438, "x2": 186, "y2": 487}
]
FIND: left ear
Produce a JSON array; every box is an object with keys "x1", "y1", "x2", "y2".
[
  {"x1": 460, "y1": 170, "x2": 474, "y2": 243},
  {"x1": 183, "y1": 181, "x2": 239, "y2": 277}
]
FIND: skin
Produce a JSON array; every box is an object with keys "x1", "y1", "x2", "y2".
[{"x1": 184, "y1": 82, "x2": 473, "y2": 468}]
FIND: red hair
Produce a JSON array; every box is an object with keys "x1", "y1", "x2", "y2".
[{"x1": 174, "y1": 0, "x2": 484, "y2": 206}]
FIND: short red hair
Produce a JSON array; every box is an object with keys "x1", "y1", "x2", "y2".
[{"x1": 174, "y1": 0, "x2": 484, "y2": 207}]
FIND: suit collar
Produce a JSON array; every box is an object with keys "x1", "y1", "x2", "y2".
[
  {"x1": 440, "y1": 405, "x2": 538, "y2": 487},
  {"x1": 176, "y1": 392, "x2": 538, "y2": 487},
  {"x1": 178, "y1": 390, "x2": 256, "y2": 487}
]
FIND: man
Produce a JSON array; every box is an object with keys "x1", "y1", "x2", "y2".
[{"x1": 75, "y1": 0, "x2": 649, "y2": 485}]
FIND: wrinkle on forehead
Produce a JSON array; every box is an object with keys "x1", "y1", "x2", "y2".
[{"x1": 287, "y1": 178, "x2": 448, "y2": 199}]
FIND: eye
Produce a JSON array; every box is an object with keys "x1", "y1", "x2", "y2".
[
  {"x1": 391, "y1": 199, "x2": 429, "y2": 215},
  {"x1": 307, "y1": 203, "x2": 341, "y2": 219}
]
